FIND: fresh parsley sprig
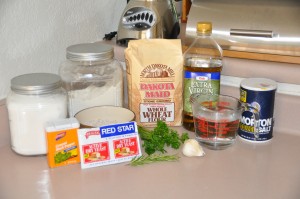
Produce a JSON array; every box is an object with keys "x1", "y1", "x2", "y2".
[{"x1": 138, "y1": 121, "x2": 189, "y2": 155}]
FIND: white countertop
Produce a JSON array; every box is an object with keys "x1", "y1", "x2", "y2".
[
  {"x1": 1, "y1": 26, "x2": 300, "y2": 198},
  {"x1": 1, "y1": 69, "x2": 300, "y2": 199},
  {"x1": 1, "y1": 123, "x2": 300, "y2": 199}
]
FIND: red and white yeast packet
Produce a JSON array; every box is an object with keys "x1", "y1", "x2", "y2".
[{"x1": 77, "y1": 122, "x2": 142, "y2": 169}]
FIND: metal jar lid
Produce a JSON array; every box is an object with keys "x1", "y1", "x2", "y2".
[
  {"x1": 11, "y1": 73, "x2": 62, "y2": 95},
  {"x1": 66, "y1": 42, "x2": 114, "y2": 62},
  {"x1": 240, "y1": 78, "x2": 277, "y2": 91}
]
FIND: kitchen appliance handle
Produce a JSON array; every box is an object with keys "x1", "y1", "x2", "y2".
[{"x1": 230, "y1": 29, "x2": 274, "y2": 38}]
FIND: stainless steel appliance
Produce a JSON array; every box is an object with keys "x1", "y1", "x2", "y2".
[
  {"x1": 186, "y1": 0, "x2": 300, "y2": 57},
  {"x1": 116, "y1": 0, "x2": 180, "y2": 46}
]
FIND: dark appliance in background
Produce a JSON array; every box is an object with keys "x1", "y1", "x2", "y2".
[{"x1": 116, "y1": 0, "x2": 180, "y2": 46}]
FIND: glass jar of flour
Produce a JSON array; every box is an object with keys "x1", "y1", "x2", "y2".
[
  {"x1": 6, "y1": 73, "x2": 67, "y2": 155},
  {"x1": 59, "y1": 43, "x2": 123, "y2": 117}
]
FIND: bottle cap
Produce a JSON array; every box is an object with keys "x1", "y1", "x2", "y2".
[{"x1": 197, "y1": 22, "x2": 212, "y2": 34}]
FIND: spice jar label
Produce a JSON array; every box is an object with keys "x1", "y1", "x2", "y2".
[{"x1": 77, "y1": 122, "x2": 142, "y2": 169}]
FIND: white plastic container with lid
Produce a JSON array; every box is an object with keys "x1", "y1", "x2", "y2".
[
  {"x1": 59, "y1": 42, "x2": 124, "y2": 117},
  {"x1": 6, "y1": 73, "x2": 67, "y2": 155}
]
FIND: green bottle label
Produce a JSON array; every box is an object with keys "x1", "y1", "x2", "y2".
[{"x1": 183, "y1": 71, "x2": 221, "y2": 113}]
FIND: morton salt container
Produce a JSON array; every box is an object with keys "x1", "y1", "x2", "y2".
[
  {"x1": 239, "y1": 78, "x2": 277, "y2": 142},
  {"x1": 6, "y1": 73, "x2": 67, "y2": 155},
  {"x1": 59, "y1": 42, "x2": 123, "y2": 117}
]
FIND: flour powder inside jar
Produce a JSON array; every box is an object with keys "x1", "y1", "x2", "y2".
[
  {"x1": 59, "y1": 43, "x2": 123, "y2": 117},
  {"x1": 6, "y1": 73, "x2": 67, "y2": 155}
]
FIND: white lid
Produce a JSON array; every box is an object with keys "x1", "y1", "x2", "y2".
[
  {"x1": 45, "y1": 118, "x2": 80, "y2": 132},
  {"x1": 240, "y1": 78, "x2": 277, "y2": 91}
]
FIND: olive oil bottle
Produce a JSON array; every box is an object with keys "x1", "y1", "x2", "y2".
[{"x1": 183, "y1": 22, "x2": 223, "y2": 131}]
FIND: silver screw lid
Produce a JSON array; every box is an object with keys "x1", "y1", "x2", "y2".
[
  {"x1": 66, "y1": 42, "x2": 114, "y2": 62},
  {"x1": 11, "y1": 73, "x2": 62, "y2": 95}
]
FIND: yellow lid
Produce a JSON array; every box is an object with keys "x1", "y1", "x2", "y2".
[{"x1": 197, "y1": 22, "x2": 212, "y2": 34}]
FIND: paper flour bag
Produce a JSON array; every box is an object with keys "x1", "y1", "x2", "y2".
[{"x1": 125, "y1": 39, "x2": 183, "y2": 127}]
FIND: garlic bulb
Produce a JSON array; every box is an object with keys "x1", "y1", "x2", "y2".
[{"x1": 182, "y1": 139, "x2": 205, "y2": 157}]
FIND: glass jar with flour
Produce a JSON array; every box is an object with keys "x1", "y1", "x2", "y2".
[
  {"x1": 59, "y1": 43, "x2": 124, "y2": 117},
  {"x1": 6, "y1": 73, "x2": 67, "y2": 155}
]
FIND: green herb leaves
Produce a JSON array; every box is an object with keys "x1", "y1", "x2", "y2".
[
  {"x1": 129, "y1": 121, "x2": 189, "y2": 166},
  {"x1": 138, "y1": 121, "x2": 189, "y2": 155},
  {"x1": 129, "y1": 154, "x2": 180, "y2": 166}
]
